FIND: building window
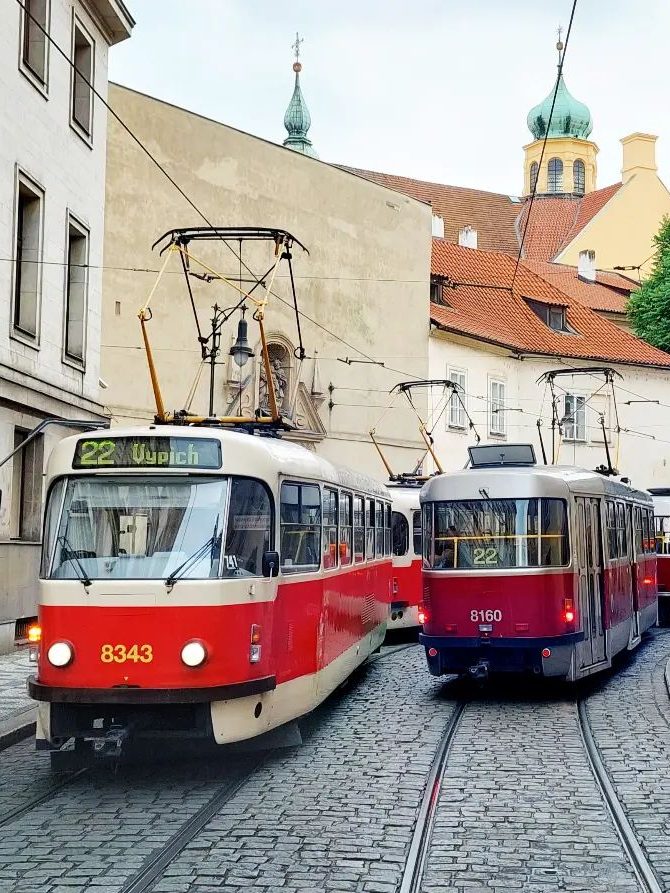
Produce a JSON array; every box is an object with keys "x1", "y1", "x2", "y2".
[
  {"x1": 529, "y1": 161, "x2": 539, "y2": 193},
  {"x1": 21, "y1": 0, "x2": 49, "y2": 87},
  {"x1": 280, "y1": 482, "x2": 320, "y2": 573},
  {"x1": 525, "y1": 298, "x2": 571, "y2": 333},
  {"x1": 489, "y1": 380, "x2": 506, "y2": 436},
  {"x1": 64, "y1": 216, "x2": 89, "y2": 364},
  {"x1": 547, "y1": 158, "x2": 563, "y2": 193},
  {"x1": 447, "y1": 368, "x2": 466, "y2": 429},
  {"x1": 12, "y1": 173, "x2": 44, "y2": 342},
  {"x1": 430, "y1": 279, "x2": 442, "y2": 303},
  {"x1": 563, "y1": 394, "x2": 586, "y2": 442},
  {"x1": 71, "y1": 19, "x2": 94, "y2": 137},
  {"x1": 11, "y1": 429, "x2": 44, "y2": 541},
  {"x1": 573, "y1": 159, "x2": 585, "y2": 195}
]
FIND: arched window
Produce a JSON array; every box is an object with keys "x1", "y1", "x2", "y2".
[
  {"x1": 529, "y1": 161, "x2": 539, "y2": 193},
  {"x1": 547, "y1": 158, "x2": 563, "y2": 193},
  {"x1": 573, "y1": 159, "x2": 585, "y2": 195}
]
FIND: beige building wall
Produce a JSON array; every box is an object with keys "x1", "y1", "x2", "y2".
[
  {"x1": 556, "y1": 134, "x2": 670, "y2": 275},
  {"x1": 428, "y1": 329, "x2": 670, "y2": 489},
  {"x1": 102, "y1": 85, "x2": 431, "y2": 479}
]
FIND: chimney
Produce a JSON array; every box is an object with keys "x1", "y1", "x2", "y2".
[
  {"x1": 578, "y1": 249, "x2": 596, "y2": 283},
  {"x1": 431, "y1": 214, "x2": 445, "y2": 238},
  {"x1": 458, "y1": 225, "x2": 477, "y2": 249},
  {"x1": 621, "y1": 133, "x2": 657, "y2": 184}
]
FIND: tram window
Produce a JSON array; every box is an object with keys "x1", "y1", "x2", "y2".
[
  {"x1": 375, "y1": 501, "x2": 384, "y2": 557},
  {"x1": 280, "y1": 482, "x2": 321, "y2": 574},
  {"x1": 368, "y1": 499, "x2": 377, "y2": 558},
  {"x1": 655, "y1": 514, "x2": 670, "y2": 555},
  {"x1": 222, "y1": 478, "x2": 272, "y2": 577},
  {"x1": 353, "y1": 495, "x2": 365, "y2": 563},
  {"x1": 423, "y1": 504, "x2": 433, "y2": 567},
  {"x1": 340, "y1": 491, "x2": 353, "y2": 566},
  {"x1": 322, "y1": 487, "x2": 338, "y2": 570},
  {"x1": 635, "y1": 507, "x2": 643, "y2": 555},
  {"x1": 413, "y1": 511, "x2": 422, "y2": 556},
  {"x1": 606, "y1": 501, "x2": 617, "y2": 559},
  {"x1": 427, "y1": 498, "x2": 568, "y2": 570},
  {"x1": 644, "y1": 509, "x2": 654, "y2": 554},
  {"x1": 616, "y1": 503, "x2": 627, "y2": 556},
  {"x1": 385, "y1": 504, "x2": 392, "y2": 556},
  {"x1": 392, "y1": 511, "x2": 409, "y2": 556}
]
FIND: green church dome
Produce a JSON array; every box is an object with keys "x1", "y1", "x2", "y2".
[
  {"x1": 527, "y1": 73, "x2": 593, "y2": 141},
  {"x1": 283, "y1": 60, "x2": 318, "y2": 159}
]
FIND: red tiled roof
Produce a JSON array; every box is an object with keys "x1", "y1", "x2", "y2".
[
  {"x1": 524, "y1": 260, "x2": 634, "y2": 314},
  {"x1": 339, "y1": 166, "x2": 521, "y2": 254},
  {"x1": 431, "y1": 240, "x2": 670, "y2": 367},
  {"x1": 339, "y1": 165, "x2": 623, "y2": 263}
]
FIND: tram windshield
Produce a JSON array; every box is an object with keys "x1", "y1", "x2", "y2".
[
  {"x1": 42, "y1": 475, "x2": 272, "y2": 580},
  {"x1": 425, "y1": 498, "x2": 569, "y2": 570}
]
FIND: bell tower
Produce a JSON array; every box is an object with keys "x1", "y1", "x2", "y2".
[{"x1": 523, "y1": 31, "x2": 598, "y2": 196}]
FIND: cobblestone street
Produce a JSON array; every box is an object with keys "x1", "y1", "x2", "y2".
[{"x1": 1, "y1": 634, "x2": 670, "y2": 892}]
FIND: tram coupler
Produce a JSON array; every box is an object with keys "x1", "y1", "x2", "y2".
[
  {"x1": 467, "y1": 660, "x2": 490, "y2": 682},
  {"x1": 94, "y1": 722, "x2": 130, "y2": 757}
]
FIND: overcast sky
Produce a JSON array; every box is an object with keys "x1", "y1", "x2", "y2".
[{"x1": 109, "y1": 1, "x2": 670, "y2": 196}]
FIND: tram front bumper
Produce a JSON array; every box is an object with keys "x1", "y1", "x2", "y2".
[{"x1": 420, "y1": 633, "x2": 583, "y2": 678}]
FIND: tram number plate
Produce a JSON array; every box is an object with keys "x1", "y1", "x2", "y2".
[
  {"x1": 470, "y1": 610, "x2": 502, "y2": 623},
  {"x1": 100, "y1": 644, "x2": 153, "y2": 664}
]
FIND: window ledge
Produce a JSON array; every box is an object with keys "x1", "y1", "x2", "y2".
[
  {"x1": 70, "y1": 119, "x2": 93, "y2": 150},
  {"x1": 62, "y1": 354, "x2": 86, "y2": 373},
  {"x1": 488, "y1": 432, "x2": 507, "y2": 440},
  {"x1": 19, "y1": 63, "x2": 49, "y2": 99},
  {"x1": 10, "y1": 329, "x2": 40, "y2": 351},
  {"x1": 448, "y1": 424, "x2": 467, "y2": 433}
]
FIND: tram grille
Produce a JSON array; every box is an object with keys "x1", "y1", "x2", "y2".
[{"x1": 362, "y1": 593, "x2": 375, "y2": 628}]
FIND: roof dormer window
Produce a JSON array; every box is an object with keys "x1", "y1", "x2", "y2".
[
  {"x1": 525, "y1": 298, "x2": 574, "y2": 333},
  {"x1": 430, "y1": 275, "x2": 451, "y2": 306}
]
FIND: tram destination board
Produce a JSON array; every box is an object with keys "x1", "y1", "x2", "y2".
[{"x1": 72, "y1": 436, "x2": 222, "y2": 469}]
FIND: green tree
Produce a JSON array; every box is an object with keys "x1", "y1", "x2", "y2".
[{"x1": 628, "y1": 215, "x2": 670, "y2": 351}]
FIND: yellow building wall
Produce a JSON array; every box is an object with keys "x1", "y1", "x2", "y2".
[
  {"x1": 556, "y1": 168, "x2": 670, "y2": 275},
  {"x1": 101, "y1": 85, "x2": 432, "y2": 478},
  {"x1": 523, "y1": 137, "x2": 598, "y2": 195}
]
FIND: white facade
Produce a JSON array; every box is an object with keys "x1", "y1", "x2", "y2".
[
  {"x1": 0, "y1": 0, "x2": 133, "y2": 651},
  {"x1": 428, "y1": 330, "x2": 670, "y2": 490}
]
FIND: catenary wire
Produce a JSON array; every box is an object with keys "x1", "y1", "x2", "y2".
[
  {"x1": 510, "y1": 0, "x2": 579, "y2": 293},
  {"x1": 15, "y1": 0, "x2": 426, "y2": 385}
]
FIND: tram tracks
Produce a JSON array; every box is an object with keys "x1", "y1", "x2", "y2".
[
  {"x1": 577, "y1": 700, "x2": 663, "y2": 893},
  {"x1": 400, "y1": 690, "x2": 664, "y2": 893}
]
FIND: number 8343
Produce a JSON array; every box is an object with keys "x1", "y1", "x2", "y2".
[{"x1": 100, "y1": 644, "x2": 153, "y2": 663}]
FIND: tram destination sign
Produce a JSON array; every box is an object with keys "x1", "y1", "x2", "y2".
[{"x1": 72, "y1": 436, "x2": 222, "y2": 469}]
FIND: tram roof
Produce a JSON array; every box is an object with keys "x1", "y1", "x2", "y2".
[
  {"x1": 421, "y1": 464, "x2": 652, "y2": 504},
  {"x1": 46, "y1": 426, "x2": 390, "y2": 499}
]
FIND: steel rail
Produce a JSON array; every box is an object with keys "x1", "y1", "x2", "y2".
[
  {"x1": 0, "y1": 767, "x2": 89, "y2": 829},
  {"x1": 120, "y1": 758, "x2": 264, "y2": 893},
  {"x1": 399, "y1": 702, "x2": 466, "y2": 893},
  {"x1": 578, "y1": 700, "x2": 663, "y2": 893}
]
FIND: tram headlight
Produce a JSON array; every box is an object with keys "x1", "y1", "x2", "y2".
[
  {"x1": 181, "y1": 640, "x2": 207, "y2": 667},
  {"x1": 47, "y1": 641, "x2": 73, "y2": 668}
]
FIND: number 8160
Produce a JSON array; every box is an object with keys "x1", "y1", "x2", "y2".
[{"x1": 470, "y1": 609, "x2": 502, "y2": 622}]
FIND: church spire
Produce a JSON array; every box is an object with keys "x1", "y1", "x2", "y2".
[{"x1": 283, "y1": 32, "x2": 318, "y2": 159}]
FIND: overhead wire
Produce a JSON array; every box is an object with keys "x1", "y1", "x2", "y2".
[
  {"x1": 16, "y1": 0, "x2": 426, "y2": 387},
  {"x1": 510, "y1": 0, "x2": 579, "y2": 293}
]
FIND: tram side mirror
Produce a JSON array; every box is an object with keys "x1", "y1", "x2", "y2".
[{"x1": 262, "y1": 550, "x2": 280, "y2": 578}]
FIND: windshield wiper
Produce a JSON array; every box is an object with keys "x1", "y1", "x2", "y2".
[
  {"x1": 56, "y1": 534, "x2": 92, "y2": 588},
  {"x1": 165, "y1": 523, "x2": 219, "y2": 590}
]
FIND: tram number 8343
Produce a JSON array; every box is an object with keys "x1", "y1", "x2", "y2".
[{"x1": 470, "y1": 609, "x2": 502, "y2": 623}]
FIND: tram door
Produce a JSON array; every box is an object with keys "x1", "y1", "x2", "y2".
[{"x1": 576, "y1": 498, "x2": 606, "y2": 665}]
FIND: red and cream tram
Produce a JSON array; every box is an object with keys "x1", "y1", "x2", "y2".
[
  {"x1": 29, "y1": 426, "x2": 392, "y2": 755},
  {"x1": 389, "y1": 485, "x2": 423, "y2": 630},
  {"x1": 419, "y1": 444, "x2": 657, "y2": 681}
]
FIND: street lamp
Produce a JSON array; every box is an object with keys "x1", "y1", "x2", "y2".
[{"x1": 229, "y1": 307, "x2": 254, "y2": 368}]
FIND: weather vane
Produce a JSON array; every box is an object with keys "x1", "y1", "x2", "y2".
[
  {"x1": 292, "y1": 32, "x2": 304, "y2": 64},
  {"x1": 556, "y1": 25, "x2": 564, "y2": 67}
]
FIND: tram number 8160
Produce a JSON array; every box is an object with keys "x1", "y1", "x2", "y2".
[{"x1": 470, "y1": 609, "x2": 502, "y2": 623}]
